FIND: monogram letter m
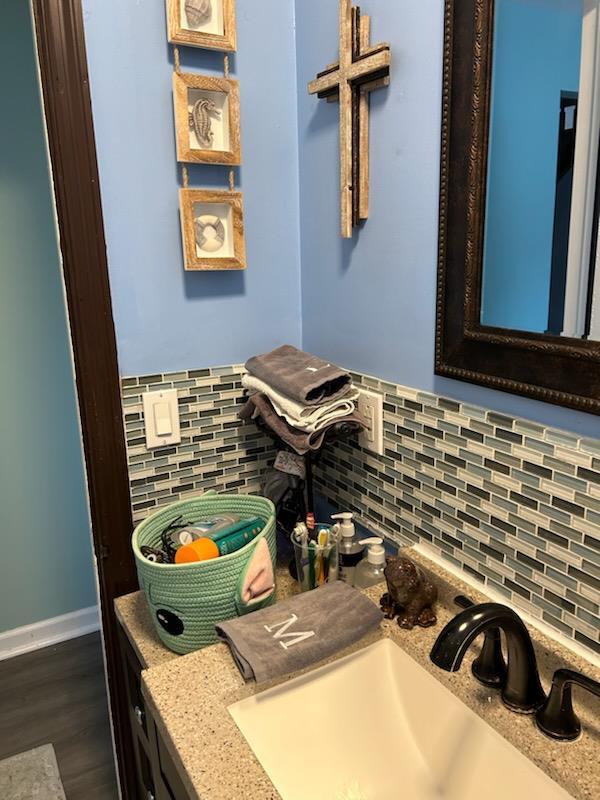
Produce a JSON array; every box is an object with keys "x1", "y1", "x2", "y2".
[{"x1": 264, "y1": 613, "x2": 315, "y2": 650}]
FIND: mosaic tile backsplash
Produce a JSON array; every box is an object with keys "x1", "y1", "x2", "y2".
[
  {"x1": 121, "y1": 365, "x2": 275, "y2": 521},
  {"x1": 316, "y1": 371, "x2": 600, "y2": 657},
  {"x1": 121, "y1": 363, "x2": 599, "y2": 657}
]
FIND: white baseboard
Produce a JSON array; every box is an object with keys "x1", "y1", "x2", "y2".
[{"x1": 0, "y1": 606, "x2": 100, "y2": 662}]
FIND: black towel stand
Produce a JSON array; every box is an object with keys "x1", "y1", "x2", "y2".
[
  {"x1": 248, "y1": 421, "x2": 360, "y2": 581},
  {"x1": 250, "y1": 418, "x2": 357, "y2": 518},
  {"x1": 304, "y1": 454, "x2": 314, "y2": 515}
]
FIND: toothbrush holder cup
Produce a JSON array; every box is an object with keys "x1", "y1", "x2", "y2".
[{"x1": 292, "y1": 527, "x2": 338, "y2": 592}]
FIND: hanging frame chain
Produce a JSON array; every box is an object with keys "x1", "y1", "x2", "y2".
[{"x1": 224, "y1": 54, "x2": 235, "y2": 192}]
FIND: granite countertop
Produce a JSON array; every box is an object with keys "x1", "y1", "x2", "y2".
[{"x1": 116, "y1": 552, "x2": 600, "y2": 800}]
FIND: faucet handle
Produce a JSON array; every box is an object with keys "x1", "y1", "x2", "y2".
[
  {"x1": 535, "y1": 668, "x2": 600, "y2": 741},
  {"x1": 453, "y1": 595, "x2": 507, "y2": 688},
  {"x1": 454, "y1": 595, "x2": 475, "y2": 610}
]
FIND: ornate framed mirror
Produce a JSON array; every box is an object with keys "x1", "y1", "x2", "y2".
[{"x1": 436, "y1": 0, "x2": 600, "y2": 415}]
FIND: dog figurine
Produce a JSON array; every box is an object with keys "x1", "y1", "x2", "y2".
[{"x1": 380, "y1": 555, "x2": 437, "y2": 629}]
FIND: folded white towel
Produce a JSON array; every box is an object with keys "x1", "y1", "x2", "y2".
[{"x1": 242, "y1": 373, "x2": 358, "y2": 433}]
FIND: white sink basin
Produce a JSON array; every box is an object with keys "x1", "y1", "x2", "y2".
[{"x1": 228, "y1": 638, "x2": 572, "y2": 800}]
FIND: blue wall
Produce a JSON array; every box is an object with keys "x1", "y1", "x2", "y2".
[
  {"x1": 0, "y1": 1, "x2": 97, "y2": 633},
  {"x1": 296, "y1": 0, "x2": 598, "y2": 438},
  {"x1": 83, "y1": 0, "x2": 599, "y2": 438},
  {"x1": 82, "y1": 0, "x2": 302, "y2": 377},
  {"x1": 482, "y1": 0, "x2": 582, "y2": 331}
]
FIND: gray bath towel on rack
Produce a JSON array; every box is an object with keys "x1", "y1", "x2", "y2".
[
  {"x1": 238, "y1": 393, "x2": 367, "y2": 455},
  {"x1": 245, "y1": 345, "x2": 351, "y2": 405},
  {"x1": 215, "y1": 582, "x2": 382, "y2": 683}
]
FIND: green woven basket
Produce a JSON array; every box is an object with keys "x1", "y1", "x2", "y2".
[{"x1": 132, "y1": 492, "x2": 277, "y2": 654}]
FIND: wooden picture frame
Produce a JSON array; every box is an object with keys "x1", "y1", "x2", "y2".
[
  {"x1": 166, "y1": 0, "x2": 237, "y2": 52},
  {"x1": 179, "y1": 188, "x2": 246, "y2": 271},
  {"x1": 173, "y1": 72, "x2": 241, "y2": 165},
  {"x1": 436, "y1": 0, "x2": 600, "y2": 415}
]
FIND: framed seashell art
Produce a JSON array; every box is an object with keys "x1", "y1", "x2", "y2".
[
  {"x1": 166, "y1": 0, "x2": 236, "y2": 52},
  {"x1": 173, "y1": 72, "x2": 241, "y2": 165},
  {"x1": 179, "y1": 188, "x2": 246, "y2": 270}
]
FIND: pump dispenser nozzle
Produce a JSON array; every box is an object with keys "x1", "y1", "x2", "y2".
[
  {"x1": 331, "y1": 512, "x2": 355, "y2": 540},
  {"x1": 359, "y1": 537, "x2": 385, "y2": 565}
]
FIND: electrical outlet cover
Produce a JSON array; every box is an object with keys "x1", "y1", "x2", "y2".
[{"x1": 357, "y1": 389, "x2": 384, "y2": 455}]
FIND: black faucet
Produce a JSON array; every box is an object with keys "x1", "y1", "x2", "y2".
[
  {"x1": 535, "y1": 668, "x2": 600, "y2": 741},
  {"x1": 430, "y1": 602, "x2": 546, "y2": 713},
  {"x1": 454, "y1": 595, "x2": 507, "y2": 687}
]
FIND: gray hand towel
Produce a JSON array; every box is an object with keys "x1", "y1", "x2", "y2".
[
  {"x1": 239, "y1": 392, "x2": 367, "y2": 455},
  {"x1": 245, "y1": 345, "x2": 351, "y2": 405},
  {"x1": 215, "y1": 582, "x2": 382, "y2": 683}
]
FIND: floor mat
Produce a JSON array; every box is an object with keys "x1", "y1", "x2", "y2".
[{"x1": 0, "y1": 744, "x2": 66, "y2": 800}]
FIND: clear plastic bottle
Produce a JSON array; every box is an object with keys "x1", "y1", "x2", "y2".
[
  {"x1": 332, "y1": 512, "x2": 364, "y2": 586},
  {"x1": 354, "y1": 537, "x2": 386, "y2": 589}
]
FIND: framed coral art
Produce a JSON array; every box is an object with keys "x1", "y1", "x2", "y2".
[
  {"x1": 166, "y1": 0, "x2": 237, "y2": 52},
  {"x1": 173, "y1": 72, "x2": 241, "y2": 165},
  {"x1": 179, "y1": 189, "x2": 246, "y2": 271}
]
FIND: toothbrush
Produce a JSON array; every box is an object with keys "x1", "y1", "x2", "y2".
[
  {"x1": 308, "y1": 541, "x2": 317, "y2": 589},
  {"x1": 317, "y1": 528, "x2": 331, "y2": 585},
  {"x1": 300, "y1": 527, "x2": 310, "y2": 589},
  {"x1": 294, "y1": 523, "x2": 310, "y2": 587}
]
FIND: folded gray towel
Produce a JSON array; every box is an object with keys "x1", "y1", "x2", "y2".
[
  {"x1": 239, "y1": 392, "x2": 367, "y2": 455},
  {"x1": 215, "y1": 582, "x2": 382, "y2": 683},
  {"x1": 245, "y1": 345, "x2": 351, "y2": 405}
]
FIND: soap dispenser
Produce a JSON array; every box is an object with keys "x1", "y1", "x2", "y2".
[
  {"x1": 354, "y1": 537, "x2": 386, "y2": 589},
  {"x1": 332, "y1": 512, "x2": 364, "y2": 585}
]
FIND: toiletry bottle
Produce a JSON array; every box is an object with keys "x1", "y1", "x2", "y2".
[
  {"x1": 332, "y1": 512, "x2": 364, "y2": 586},
  {"x1": 175, "y1": 519, "x2": 265, "y2": 562},
  {"x1": 354, "y1": 537, "x2": 386, "y2": 589},
  {"x1": 216, "y1": 518, "x2": 264, "y2": 555}
]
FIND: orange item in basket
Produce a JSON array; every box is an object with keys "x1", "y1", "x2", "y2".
[{"x1": 174, "y1": 537, "x2": 220, "y2": 564}]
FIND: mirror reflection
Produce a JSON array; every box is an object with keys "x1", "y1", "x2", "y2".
[{"x1": 481, "y1": 0, "x2": 600, "y2": 340}]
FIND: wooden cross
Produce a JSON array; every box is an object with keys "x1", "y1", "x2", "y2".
[{"x1": 308, "y1": 0, "x2": 391, "y2": 238}]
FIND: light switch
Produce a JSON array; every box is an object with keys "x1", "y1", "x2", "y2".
[
  {"x1": 154, "y1": 402, "x2": 172, "y2": 436},
  {"x1": 142, "y1": 389, "x2": 180, "y2": 449}
]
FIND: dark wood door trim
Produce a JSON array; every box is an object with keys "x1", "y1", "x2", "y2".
[{"x1": 31, "y1": 1, "x2": 138, "y2": 796}]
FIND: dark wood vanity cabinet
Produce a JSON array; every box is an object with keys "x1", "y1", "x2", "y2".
[{"x1": 117, "y1": 624, "x2": 190, "y2": 800}]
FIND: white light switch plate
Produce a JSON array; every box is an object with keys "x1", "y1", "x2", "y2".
[
  {"x1": 142, "y1": 389, "x2": 181, "y2": 449},
  {"x1": 357, "y1": 389, "x2": 383, "y2": 455}
]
